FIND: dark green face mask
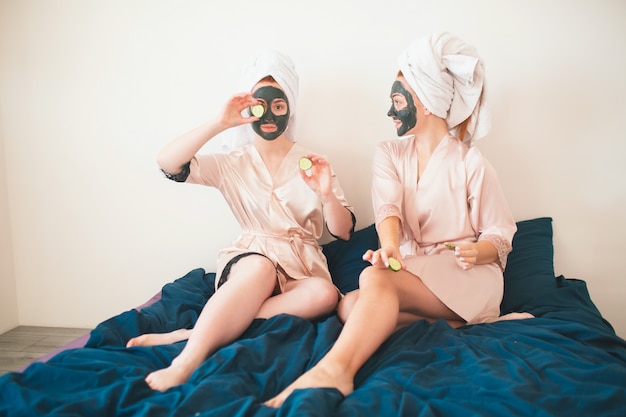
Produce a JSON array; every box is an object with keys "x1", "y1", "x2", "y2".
[
  {"x1": 251, "y1": 86, "x2": 290, "y2": 141},
  {"x1": 388, "y1": 80, "x2": 417, "y2": 136}
]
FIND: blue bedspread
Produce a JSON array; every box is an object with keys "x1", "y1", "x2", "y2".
[{"x1": 2, "y1": 268, "x2": 625, "y2": 417}]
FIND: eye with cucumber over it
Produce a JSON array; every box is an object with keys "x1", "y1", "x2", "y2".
[
  {"x1": 388, "y1": 257, "x2": 401, "y2": 272},
  {"x1": 250, "y1": 103, "x2": 265, "y2": 118},
  {"x1": 298, "y1": 157, "x2": 313, "y2": 171}
]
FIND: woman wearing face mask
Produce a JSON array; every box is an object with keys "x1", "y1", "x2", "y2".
[
  {"x1": 126, "y1": 49, "x2": 355, "y2": 392},
  {"x1": 266, "y1": 32, "x2": 532, "y2": 408}
]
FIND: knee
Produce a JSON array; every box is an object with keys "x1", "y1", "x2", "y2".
[
  {"x1": 304, "y1": 279, "x2": 340, "y2": 315},
  {"x1": 298, "y1": 278, "x2": 339, "y2": 317},
  {"x1": 358, "y1": 265, "x2": 389, "y2": 290}
]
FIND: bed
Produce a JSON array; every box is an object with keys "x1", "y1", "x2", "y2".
[{"x1": 1, "y1": 217, "x2": 625, "y2": 416}]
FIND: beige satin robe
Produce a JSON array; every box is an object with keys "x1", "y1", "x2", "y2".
[
  {"x1": 188, "y1": 142, "x2": 353, "y2": 291},
  {"x1": 372, "y1": 134, "x2": 517, "y2": 323}
]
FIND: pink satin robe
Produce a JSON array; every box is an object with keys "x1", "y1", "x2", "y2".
[
  {"x1": 372, "y1": 134, "x2": 517, "y2": 323},
  {"x1": 187, "y1": 142, "x2": 353, "y2": 291}
]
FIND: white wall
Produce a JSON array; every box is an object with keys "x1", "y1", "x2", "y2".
[
  {"x1": 1, "y1": 0, "x2": 624, "y2": 337},
  {"x1": 0, "y1": 115, "x2": 18, "y2": 334}
]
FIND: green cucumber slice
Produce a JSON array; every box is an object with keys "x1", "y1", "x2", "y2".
[
  {"x1": 298, "y1": 157, "x2": 313, "y2": 171},
  {"x1": 250, "y1": 104, "x2": 265, "y2": 118},
  {"x1": 388, "y1": 257, "x2": 401, "y2": 272}
]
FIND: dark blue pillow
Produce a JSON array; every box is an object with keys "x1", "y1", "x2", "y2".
[
  {"x1": 322, "y1": 218, "x2": 557, "y2": 312},
  {"x1": 501, "y1": 217, "x2": 557, "y2": 314},
  {"x1": 322, "y1": 224, "x2": 379, "y2": 294}
]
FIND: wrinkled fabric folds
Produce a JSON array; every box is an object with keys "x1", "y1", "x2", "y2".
[
  {"x1": 1, "y1": 269, "x2": 625, "y2": 417},
  {"x1": 371, "y1": 135, "x2": 516, "y2": 322}
]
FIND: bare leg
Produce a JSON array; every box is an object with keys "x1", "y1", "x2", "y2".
[
  {"x1": 336, "y1": 290, "x2": 358, "y2": 324},
  {"x1": 265, "y1": 266, "x2": 461, "y2": 407},
  {"x1": 126, "y1": 328, "x2": 192, "y2": 348},
  {"x1": 256, "y1": 277, "x2": 339, "y2": 320},
  {"x1": 338, "y1": 289, "x2": 465, "y2": 331},
  {"x1": 482, "y1": 312, "x2": 534, "y2": 323},
  {"x1": 127, "y1": 276, "x2": 339, "y2": 348},
  {"x1": 145, "y1": 255, "x2": 277, "y2": 391}
]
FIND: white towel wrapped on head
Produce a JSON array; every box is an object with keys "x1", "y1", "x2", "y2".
[
  {"x1": 221, "y1": 49, "x2": 299, "y2": 152},
  {"x1": 239, "y1": 48, "x2": 299, "y2": 119},
  {"x1": 397, "y1": 32, "x2": 491, "y2": 142}
]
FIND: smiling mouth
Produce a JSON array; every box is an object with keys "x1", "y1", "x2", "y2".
[{"x1": 261, "y1": 124, "x2": 277, "y2": 133}]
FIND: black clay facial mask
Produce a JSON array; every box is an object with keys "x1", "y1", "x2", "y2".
[
  {"x1": 251, "y1": 86, "x2": 290, "y2": 141},
  {"x1": 387, "y1": 80, "x2": 417, "y2": 136}
]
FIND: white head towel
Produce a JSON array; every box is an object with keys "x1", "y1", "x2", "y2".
[
  {"x1": 221, "y1": 49, "x2": 299, "y2": 152},
  {"x1": 397, "y1": 32, "x2": 491, "y2": 142}
]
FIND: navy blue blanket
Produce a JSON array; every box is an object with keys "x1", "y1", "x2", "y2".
[{"x1": 2, "y1": 268, "x2": 625, "y2": 417}]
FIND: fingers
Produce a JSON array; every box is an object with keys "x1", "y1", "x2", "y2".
[
  {"x1": 446, "y1": 242, "x2": 477, "y2": 270},
  {"x1": 298, "y1": 168, "x2": 313, "y2": 184},
  {"x1": 301, "y1": 154, "x2": 330, "y2": 169},
  {"x1": 228, "y1": 92, "x2": 258, "y2": 111},
  {"x1": 224, "y1": 93, "x2": 262, "y2": 126},
  {"x1": 363, "y1": 249, "x2": 384, "y2": 267},
  {"x1": 231, "y1": 92, "x2": 258, "y2": 105},
  {"x1": 363, "y1": 248, "x2": 403, "y2": 270},
  {"x1": 298, "y1": 154, "x2": 332, "y2": 193},
  {"x1": 297, "y1": 155, "x2": 332, "y2": 181}
]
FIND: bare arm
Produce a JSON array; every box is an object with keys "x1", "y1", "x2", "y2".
[
  {"x1": 157, "y1": 93, "x2": 259, "y2": 174},
  {"x1": 362, "y1": 216, "x2": 405, "y2": 269},
  {"x1": 157, "y1": 121, "x2": 226, "y2": 174},
  {"x1": 377, "y1": 216, "x2": 401, "y2": 253},
  {"x1": 474, "y1": 240, "x2": 498, "y2": 264},
  {"x1": 299, "y1": 155, "x2": 354, "y2": 241},
  {"x1": 320, "y1": 193, "x2": 354, "y2": 241}
]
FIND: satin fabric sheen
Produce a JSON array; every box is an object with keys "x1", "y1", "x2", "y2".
[
  {"x1": 188, "y1": 142, "x2": 353, "y2": 290},
  {"x1": 371, "y1": 134, "x2": 516, "y2": 323}
]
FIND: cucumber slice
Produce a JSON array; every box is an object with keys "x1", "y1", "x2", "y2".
[
  {"x1": 445, "y1": 243, "x2": 456, "y2": 250},
  {"x1": 388, "y1": 257, "x2": 401, "y2": 272},
  {"x1": 298, "y1": 157, "x2": 313, "y2": 171},
  {"x1": 250, "y1": 104, "x2": 265, "y2": 118}
]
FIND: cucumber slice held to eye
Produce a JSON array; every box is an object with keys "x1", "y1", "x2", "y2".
[
  {"x1": 250, "y1": 104, "x2": 265, "y2": 118},
  {"x1": 388, "y1": 257, "x2": 401, "y2": 272},
  {"x1": 298, "y1": 157, "x2": 313, "y2": 171}
]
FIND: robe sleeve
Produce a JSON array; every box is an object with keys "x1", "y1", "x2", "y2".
[
  {"x1": 371, "y1": 142, "x2": 404, "y2": 227},
  {"x1": 465, "y1": 146, "x2": 517, "y2": 270},
  {"x1": 186, "y1": 153, "x2": 224, "y2": 188}
]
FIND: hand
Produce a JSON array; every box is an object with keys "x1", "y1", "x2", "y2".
[
  {"x1": 446, "y1": 242, "x2": 478, "y2": 270},
  {"x1": 362, "y1": 247, "x2": 405, "y2": 270},
  {"x1": 218, "y1": 92, "x2": 260, "y2": 130},
  {"x1": 298, "y1": 154, "x2": 332, "y2": 198}
]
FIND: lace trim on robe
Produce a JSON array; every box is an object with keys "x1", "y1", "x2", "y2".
[
  {"x1": 374, "y1": 204, "x2": 402, "y2": 226},
  {"x1": 478, "y1": 233, "x2": 512, "y2": 271},
  {"x1": 161, "y1": 161, "x2": 191, "y2": 183}
]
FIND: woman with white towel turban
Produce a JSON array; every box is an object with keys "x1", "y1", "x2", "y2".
[
  {"x1": 126, "y1": 49, "x2": 355, "y2": 392},
  {"x1": 266, "y1": 32, "x2": 532, "y2": 408}
]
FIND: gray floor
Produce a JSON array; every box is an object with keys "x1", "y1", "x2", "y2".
[{"x1": 0, "y1": 326, "x2": 90, "y2": 376}]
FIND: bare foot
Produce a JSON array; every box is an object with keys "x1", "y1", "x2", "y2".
[
  {"x1": 126, "y1": 329, "x2": 191, "y2": 348},
  {"x1": 145, "y1": 362, "x2": 195, "y2": 392},
  {"x1": 482, "y1": 312, "x2": 535, "y2": 323},
  {"x1": 264, "y1": 363, "x2": 354, "y2": 408}
]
